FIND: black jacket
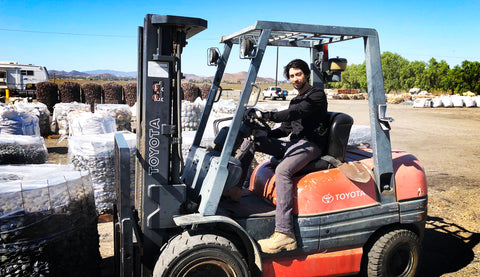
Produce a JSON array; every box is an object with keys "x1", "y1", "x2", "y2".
[{"x1": 266, "y1": 86, "x2": 328, "y2": 148}]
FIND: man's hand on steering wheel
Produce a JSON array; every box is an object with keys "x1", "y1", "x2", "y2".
[
  {"x1": 246, "y1": 107, "x2": 271, "y2": 120},
  {"x1": 245, "y1": 108, "x2": 272, "y2": 133}
]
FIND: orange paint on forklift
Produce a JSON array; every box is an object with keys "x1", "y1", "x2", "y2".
[
  {"x1": 262, "y1": 247, "x2": 363, "y2": 277},
  {"x1": 250, "y1": 150, "x2": 427, "y2": 215}
]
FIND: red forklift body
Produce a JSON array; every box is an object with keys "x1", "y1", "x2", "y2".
[{"x1": 251, "y1": 150, "x2": 427, "y2": 215}]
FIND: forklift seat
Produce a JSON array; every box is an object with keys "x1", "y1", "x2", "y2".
[{"x1": 294, "y1": 112, "x2": 353, "y2": 175}]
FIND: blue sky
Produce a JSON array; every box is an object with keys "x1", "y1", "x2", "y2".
[{"x1": 1, "y1": 0, "x2": 479, "y2": 80}]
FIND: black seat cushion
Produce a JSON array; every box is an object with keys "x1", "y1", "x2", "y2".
[{"x1": 294, "y1": 112, "x2": 353, "y2": 175}]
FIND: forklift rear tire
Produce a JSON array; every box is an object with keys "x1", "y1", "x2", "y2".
[
  {"x1": 153, "y1": 231, "x2": 250, "y2": 277},
  {"x1": 366, "y1": 228, "x2": 421, "y2": 277}
]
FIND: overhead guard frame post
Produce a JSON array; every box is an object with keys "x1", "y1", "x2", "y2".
[{"x1": 196, "y1": 28, "x2": 272, "y2": 215}]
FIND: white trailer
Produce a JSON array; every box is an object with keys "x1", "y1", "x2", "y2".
[{"x1": 0, "y1": 62, "x2": 49, "y2": 97}]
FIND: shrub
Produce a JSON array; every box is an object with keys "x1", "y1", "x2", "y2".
[
  {"x1": 81, "y1": 83, "x2": 102, "y2": 111},
  {"x1": 123, "y1": 83, "x2": 137, "y2": 107},
  {"x1": 59, "y1": 81, "x2": 81, "y2": 103},
  {"x1": 181, "y1": 82, "x2": 200, "y2": 102},
  {"x1": 200, "y1": 83, "x2": 210, "y2": 100},
  {"x1": 102, "y1": 82, "x2": 123, "y2": 104},
  {"x1": 36, "y1": 82, "x2": 59, "y2": 112}
]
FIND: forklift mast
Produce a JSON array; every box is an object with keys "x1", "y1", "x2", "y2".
[{"x1": 115, "y1": 14, "x2": 207, "y2": 276}]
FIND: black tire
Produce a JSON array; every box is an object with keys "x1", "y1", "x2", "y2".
[
  {"x1": 153, "y1": 231, "x2": 250, "y2": 277},
  {"x1": 366, "y1": 229, "x2": 421, "y2": 277}
]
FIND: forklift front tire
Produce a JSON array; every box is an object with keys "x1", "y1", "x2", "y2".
[
  {"x1": 366, "y1": 228, "x2": 421, "y2": 277},
  {"x1": 153, "y1": 231, "x2": 250, "y2": 277}
]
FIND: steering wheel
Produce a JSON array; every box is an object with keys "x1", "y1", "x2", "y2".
[{"x1": 245, "y1": 108, "x2": 271, "y2": 133}]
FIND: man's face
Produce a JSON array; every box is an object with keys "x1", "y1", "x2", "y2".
[{"x1": 288, "y1": 67, "x2": 308, "y2": 91}]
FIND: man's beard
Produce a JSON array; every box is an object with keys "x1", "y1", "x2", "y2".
[{"x1": 294, "y1": 81, "x2": 306, "y2": 91}]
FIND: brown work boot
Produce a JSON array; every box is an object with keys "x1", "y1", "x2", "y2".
[{"x1": 257, "y1": 232, "x2": 297, "y2": 254}]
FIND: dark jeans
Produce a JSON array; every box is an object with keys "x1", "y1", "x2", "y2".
[{"x1": 239, "y1": 136, "x2": 322, "y2": 233}]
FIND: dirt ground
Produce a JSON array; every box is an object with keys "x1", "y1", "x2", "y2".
[{"x1": 45, "y1": 98, "x2": 480, "y2": 276}]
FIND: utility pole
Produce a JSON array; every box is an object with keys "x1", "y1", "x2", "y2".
[{"x1": 275, "y1": 46, "x2": 279, "y2": 87}]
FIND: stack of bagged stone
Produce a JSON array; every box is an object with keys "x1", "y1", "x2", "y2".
[
  {"x1": 13, "y1": 101, "x2": 51, "y2": 137},
  {"x1": 0, "y1": 135, "x2": 48, "y2": 164},
  {"x1": 51, "y1": 102, "x2": 91, "y2": 135},
  {"x1": 0, "y1": 164, "x2": 101, "y2": 276},
  {"x1": 0, "y1": 106, "x2": 48, "y2": 165},
  {"x1": 96, "y1": 104, "x2": 132, "y2": 132},
  {"x1": 68, "y1": 132, "x2": 136, "y2": 214}
]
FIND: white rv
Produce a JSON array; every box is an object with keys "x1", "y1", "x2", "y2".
[{"x1": 0, "y1": 62, "x2": 49, "y2": 96}]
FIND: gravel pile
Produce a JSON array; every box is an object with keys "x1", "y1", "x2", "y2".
[{"x1": 0, "y1": 165, "x2": 101, "y2": 276}]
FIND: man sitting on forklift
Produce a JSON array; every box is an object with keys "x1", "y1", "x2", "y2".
[{"x1": 240, "y1": 59, "x2": 329, "y2": 254}]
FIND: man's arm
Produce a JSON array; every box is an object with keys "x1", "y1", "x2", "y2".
[
  {"x1": 265, "y1": 89, "x2": 327, "y2": 123},
  {"x1": 268, "y1": 122, "x2": 291, "y2": 138}
]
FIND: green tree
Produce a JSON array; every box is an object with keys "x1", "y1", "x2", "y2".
[
  {"x1": 338, "y1": 62, "x2": 367, "y2": 91},
  {"x1": 381, "y1": 52, "x2": 409, "y2": 93},
  {"x1": 460, "y1": 60, "x2": 480, "y2": 93},
  {"x1": 400, "y1": 60, "x2": 426, "y2": 91},
  {"x1": 435, "y1": 60, "x2": 453, "y2": 93}
]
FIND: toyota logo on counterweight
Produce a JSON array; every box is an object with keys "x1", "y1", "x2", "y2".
[{"x1": 322, "y1": 193, "x2": 334, "y2": 204}]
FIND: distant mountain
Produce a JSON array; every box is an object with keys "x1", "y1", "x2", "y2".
[
  {"x1": 48, "y1": 69, "x2": 136, "y2": 78},
  {"x1": 84, "y1": 70, "x2": 137, "y2": 77},
  {"x1": 49, "y1": 70, "x2": 90, "y2": 77},
  {"x1": 184, "y1": 71, "x2": 275, "y2": 83}
]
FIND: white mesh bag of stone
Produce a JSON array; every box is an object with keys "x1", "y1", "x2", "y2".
[
  {"x1": 52, "y1": 102, "x2": 91, "y2": 135},
  {"x1": 14, "y1": 101, "x2": 51, "y2": 137},
  {"x1": 68, "y1": 110, "x2": 116, "y2": 136},
  {"x1": 0, "y1": 134, "x2": 48, "y2": 164},
  {"x1": 181, "y1": 98, "x2": 205, "y2": 131},
  {"x1": 452, "y1": 95, "x2": 464, "y2": 107},
  {"x1": 68, "y1": 132, "x2": 136, "y2": 214},
  {"x1": 0, "y1": 106, "x2": 40, "y2": 136},
  {"x1": 441, "y1": 95, "x2": 454, "y2": 107},
  {"x1": 95, "y1": 104, "x2": 132, "y2": 131},
  {"x1": 432, "y1": 97, "x2": 443, "y2": 108},
  {"x1": 0, "y1": 164, "x2": 101, "y2": 277},
  {"x1": 464, "y1": 96, "x2": 476, "y2": 108}
]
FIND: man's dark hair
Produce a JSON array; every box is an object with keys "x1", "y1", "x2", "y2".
[{"x1": 284, "y1": 59, "x2": 310, "y2": 80}]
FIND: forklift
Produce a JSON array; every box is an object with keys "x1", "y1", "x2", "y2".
[{"x1": 114, "y1": 14, "x2": 427, "y2": 277}]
